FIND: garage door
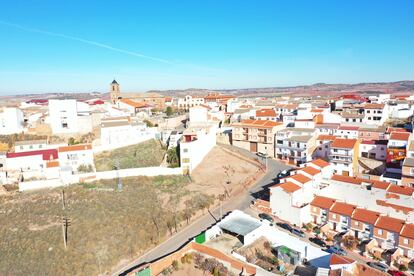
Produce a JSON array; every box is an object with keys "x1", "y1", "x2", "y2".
[{"x1": 250, "y1": 142, "x2": 258, "y2": 152}]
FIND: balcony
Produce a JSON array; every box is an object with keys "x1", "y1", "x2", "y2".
[{"x1": 277, "y1": 144, "x2": 306, "y2": 152}]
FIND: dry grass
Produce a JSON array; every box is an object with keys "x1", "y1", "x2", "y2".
[
  {"x1": 0, "y1": 175, "x2": 214, "y2": 276},
  {"x1": 94, "y1": 139, "x2": 166, "y2": 171}
]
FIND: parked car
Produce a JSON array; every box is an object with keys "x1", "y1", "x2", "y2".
[
  {"x1": 326, "y1": 245, "x2": 347, "y2": 256},
  {"x1": 277, "y1": 169, "x2": 293, "y2": 178},
  {"x1": 276, "y1": 222, "x2": 293, "y2": 232},
  {"x1": 258, "y1": 213, "x2": 273, "y2": 223},
  {"x1": 388, "y1": 270, "x2": 405, "y2": 276},
  {"x1": 309, "y1": 237, "x2": 327, "y2": 248},
  {"x1": 291, "y1": 228, "x2": 306, "y2": 238},
  {"x1": 256, "y1": 152, "x2": 269, "y2": 158},
  {"x1": 367, "y1": 262, "x2": 389, "y2": 272}
]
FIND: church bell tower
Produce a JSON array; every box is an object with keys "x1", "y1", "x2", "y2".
[{"x1": 110, "y1": 79, "x2": 120, "y2": 104}]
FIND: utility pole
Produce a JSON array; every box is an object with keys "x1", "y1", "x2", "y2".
[
  {"x1": 114, "y1": 159, "x2": 123, "y2": 192},
  {"x1": 62, "y1": 217, "x2": 71, "y2": 250},
  {"x1": 61, "y1": 189, "x2": 66, "y2": 210}
]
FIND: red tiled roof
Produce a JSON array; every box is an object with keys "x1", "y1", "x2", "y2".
[
  {"x1": 278, "y1": 182, "x2": 301, "y2": 193},
  {"x1": 330, "y1": 254, "x2": 355, "y2": 266},
  {"x1": 256, "y1": 109, "x2": 277, "y2": 117},
  {"x1": 310, "y1": 196, "x2": 336, "y2": 210},
  {"x1": 59, "y1": 144, "x2": 92, "y2": 153},
  {"x1": 311, "y1": 108, "x2": 324, "y2": 113},
  {"x1": 331, "y1": 138, "x2": 357, "y2": 149},
  {"x1": 364, "y1": 103, "x2": 384, "y2": 109},
  {"x1": 338, "y1": 125, "x2": 360, "y2": 131},
  {"x1": 400, "y1": 224, "x2": 414, "y2": 239},
  {"x1": 331, "y1": 175, "x2": 362, "y2": 185},
  {"x1": 317, "y1": 135, "x2": 336, "y2": 141},
  {"x1": 387, "y1": 127, "x2": 408, "y2": 133},
  {"x1": 330, "y1": 202, "x2": 357, "y2": 216},
  {"x1": 289, "y1": 173, "x2": 311, "y2": 184},
  {"x1": 6, "y1": 149, "x2": 58, "y2": 161},
  {"x1": 390, "y1": 132, "x2": 410, "y2": 141},
  {"x1": 370, "y1": 180, "x2": 390, "y2": 190},
  {"x1": 375, "y1": 216, "x2": 405, "y2": 233},
  {"x1": 386, "y1": 185, "x2": 414, "y2": 196},
  {"x1": 352, "y1": 208, "x2": 380, "y2": 225},
  {"x1": 310, "y1": 158, "x2": 330, "y2": 168},
  {"x1": 120, "y1": 99, "x2": 150, "y2": 108},
  {"x1": 234, "y1": 119, "x2": 282, "y2": 128},
  {"x1": 300, "y1": 166, "x2": 320, "y2": 176},
  {"x1": 376, "y1": 200, "x2": 414, "y2": 214}
]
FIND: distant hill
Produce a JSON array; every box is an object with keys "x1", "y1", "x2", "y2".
[{"x1": 2, "y1": 81, "x2": 413, "y2": 104}]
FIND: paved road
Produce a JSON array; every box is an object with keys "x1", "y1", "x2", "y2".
[{"x1": 114, "y1": 145, "x2": 291, "y2": 275}]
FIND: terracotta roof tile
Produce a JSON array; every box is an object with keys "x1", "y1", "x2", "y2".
[
  {"x1": 330, "y1": 254, "x2": 355, "y2": 266},
  {"x1": 234, "y1": 119, "x2": 282, "y2": 128},
  {"x1": 289, "y1": 173, "x2": 311, "y2": 184},
  {"x1": 256, "y1": 109, "x2": 277, "y2": 117},
  {"x1": 376, "y1": 200, "x2": 414, "y2": 214},
  {"x1": 310, "y1": 196, "x2": 336, "y2": 209},
  {"x1": 386, "y1": 185, "x2": 414, "y2": 196},
  {"x1": 331, "y1": 138, "x2": 357, "y2": 149},
  {"x1": 364, "y1": 103, "x2": 384, "y2": 109},
  {"x1": 317, "y1": 135, "x2": 336, "y2": 141},
  {"x1": 300, "y1": 166, "x2": 320, "y2": 176},
  {"x1": 331, "y1": 174, "x2": 362, "y2": 185},
  {"x1": 311, "y1": 158, "x2": 330, "y2": 168},
  {"x1": 330, "y1": 202, "x2": 357, "y2": 216},
  {"x1": 59, "y1": 144, "x2": 92, "y2": 152},
  {"x1": 338, "y1": 125, "x2": 360, "y2": 131},
  {"x1": 352, "y1": 208, "x2": 380, "y2": 225},
  {"x1": 278, "y1": 182, "x2": 301, "y2": 193},
  {"x1": 390, "y1": 132, "x2": 410, "y2": 141},
  {"x1": 375, "y1": 216, "x2": 405, "y2": 233},
  {"x1": 400, "y1": 224, "x2": 414, "y2": 239}
]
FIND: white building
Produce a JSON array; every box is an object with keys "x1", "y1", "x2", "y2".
[
  {"x1": 0, "y1": 107, "x2": 24, "y2": 134},
  {"x1": 58, "y1": 144, "x2": 94, "y2": 173},
  {"x1": 14, "y1": 140, "x2": 48, "y2": 153},
  {"x1": 359, "y1": 140, "x2": 387, "y2": 161},
  {"x1": 177, "y1": 95, "x2": 205, "y2": 110},
  {"x1": 180, "y1": 124, "x2": 216, "y2": 174}
]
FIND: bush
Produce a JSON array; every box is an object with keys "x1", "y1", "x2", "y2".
[
  {"x1": 399, "y1": 264, "x2": 408, "y2": 271},
  {"x1": 167, "y1": 147, "x2": 180, "y2": 168},
  {"x1": 165, "y1": 106, "x2": 173, "y2": 117},
  {"x1": 144, "y1": 119, "x2": 154, "y2": 127},
  {"x1": 77, "y1": 164, "x2": 94, "y2": 173},
  {"x1": 172, "y1": 260, "x2": 179, "y2": 271}
]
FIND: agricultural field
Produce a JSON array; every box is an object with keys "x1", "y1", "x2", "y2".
[{"x1": 94, "y1": 139, "x2": 166, "y2": 171}]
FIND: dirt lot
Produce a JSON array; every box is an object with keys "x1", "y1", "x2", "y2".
[
  {"x1": 189, "y1": 145, "x2": 263, "y2": 198},
  {"x1": 0, "y1": 144, "x2": 262, "y2": 276},
  {"x1": 94, "y1": 139, "x2": 166, "y2": 171}
]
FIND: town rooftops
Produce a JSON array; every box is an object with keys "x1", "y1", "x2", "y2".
[
  {"x1": 375, "y1": 215, "x2": 405, "y2": 233},
  {"x1": 338, "y1": 125, "x2": 359, "y2": 131},
  {"x1": 364, "y1": 103, "x2": 385, "y2": 109},
  {"x1": 370, "y1": 180, "x2": 390, "y2": 190},
  {"x1": 285, "y1": 135, "x2": 313, "y2": 143},
  {"x1": 351, "y1": 208, "x2": 380, "y2": 225},
  {"x1": 234, "y1": 119, "x2": 282, "y2": 128},
  {"x1": 15, "y1": 139, "x2": 47, "y2": 146},
  {"x1": 376, "y1": 200, "x2": 414, "y2": 215},
  {"x1": 315, "y1": 123, "x2": 340, "y2": 129},
  {"x1": 387, "y1": 127, "x2": 409, "y2": 133},
  {"x1": 256, "y1": 109, "x2": 277, "y2": 117},
  {"x1": 310, "y1": 196, "x2": 336, "y2": 210},
  {"x1": 389, "y1": 132, "x2": 410, "y2": 141},
  {"x1": 330, "y1": 254, "x2": 355, "y2": 266},
  {"x1": 316, "y1": 135, "x2": 336, "y2": 141},
  {"x1": 331, "y1": 174, "x2": 361, "y2": 185},
  {"x1": 386, "y1": 184, "x2": 414, "y2": 196},
  {"x1": 400, "y1": 224, "x2": 414, "y2": 239},
  {"x1": 59, "y1": 144, "x2": 92, "y2": 152},
  {"x1": 278, "y1": 181, "x2": 301, "y2": 193},
  {"x1": 341, "y1": 112, "x2": 364, "y2": 118},
  {"x1": 331, "y1": 138, "x2": 357, "y2": 149},
  {"x1": 120, "y1": 99, "x2": 151, "y2": 108},
  {"x1": 330, "y1": 202, "x2": 357, "y2": 217},
  {"x1": 278, "y1": 127, "x2": 315, "y2": 133},
  {"x1": 6, "y1": 149, "x2": 58, "y2": 161},
  {"x1": 289, "y1": 173, "x2": 311, "y2": 184},
  {"x1": 300, "y1": 166, "x2": 320, "y2": 176},
  {"x1": 310, "y1": 158, "x2": 330, "y2": 168}
]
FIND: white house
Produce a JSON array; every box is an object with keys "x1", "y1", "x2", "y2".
[
  {"x1": 177, "y1": 95, "x2": 205, "y2": 110},
  {"x1": 14, "y1": 140, "x2": 48, "y2": 153},
  {"x1": 49, "y1": 99, "x2": 79, "y2": 134},
  {"x1": 58, "y1": 144, "x2": 94, "y2": 173},
  {"x1": 0, "y1": 107, "x2": 24, "y2": 134}
]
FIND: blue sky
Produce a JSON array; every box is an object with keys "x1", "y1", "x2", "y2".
[{"x1": 0, "y1": 0, "x2": 413, "y2": 94}]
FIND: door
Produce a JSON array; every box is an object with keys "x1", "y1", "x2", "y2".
[
  {"x1": 250, "y1": 142, "x2": 258, "y2": 152},
  {"x1": 342, "y1": 170, "x2": 349, "y2": 176}
]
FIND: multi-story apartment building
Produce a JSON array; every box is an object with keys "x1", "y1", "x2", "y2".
[
  {"x1": 330, "y1": 138, "x2": 359, "y2": 176},
  {"x1": 363, "y1": 103, "x2": 386, "y2": 125},
  {"x1": 177, "y1": 95, "x2": 205, "y2": 110},
  {"x1": 334, "y1": 125, "x2": 359, "y2": 139},
  {"x1": 275, "y1": 128, "x2": 316, "y2": 166},
  {"x1": 232, "y1": 119, "x2": 284, "y2": 156}
]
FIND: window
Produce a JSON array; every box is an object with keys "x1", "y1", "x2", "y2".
[
  {"x1": 404, "y1": 238, "x2": 409, "y2": 245},
  {"x1": 183, "y1": 149, "x2": 188, "y2": 153},
  {"x1": 355, "y1": 221, "x2": 359, "y2": 226},
  {"x1": 378, "y1": 229, "x2": 383, "y2": 235},
  {"x1": 20, "y1": 146, "x2": 23, "y2": 150},
  {"x1": 332, "y1": 214, "x2": 337, "y2": 219}
]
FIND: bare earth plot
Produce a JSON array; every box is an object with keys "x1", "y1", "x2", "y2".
[{"x1": 0, "y1": 145, "x2": 261, "y2": 276}]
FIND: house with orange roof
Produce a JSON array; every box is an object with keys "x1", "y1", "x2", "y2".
[
  {"x1": 328, "y1": 201, "x2": 357, "y2": 232},
  {"x1": 373, "y1": 215, "x2": 405, "y2": 250},
  {"x1": 118, "y1": 99, "x2": 152, "y2": 116},
  {"x1": 334, "y1": 125, "x2": 360, "y2": 139},
  {"x1": 58, "y1": 144, "x2": 94, "y2": 173},
  {"x1": 310, "y1": 196, "x2": 336, "y2": 225},
  {"x1": 255, "y1": 108, "x2": 279, "y2": 121},
  {"x1": 399, "y1": 224, "x2": 414, "y2": 258},
  {"x1": 232, "y1": 119, "x2": 284, "y2": 156},
  {"x1": 330, "y1": 138, "x2": 359, "y2": 176},
  {"x1": 350, "y1": 208, "x2": 380, "y2": 240}
]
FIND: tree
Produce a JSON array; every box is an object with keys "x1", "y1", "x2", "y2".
[
  {"x1": 144, "y1": 119, "x2": 154, "y2": 127},
  {"x1": 165, "y1": 106, "x2": 173, "y2": 117},
  {"x1": 77, "y1": 164, "x2": 94, "y2": 173},
  {"x1": 166, "y1": 147, "x2": 180, "y2": 167}
]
